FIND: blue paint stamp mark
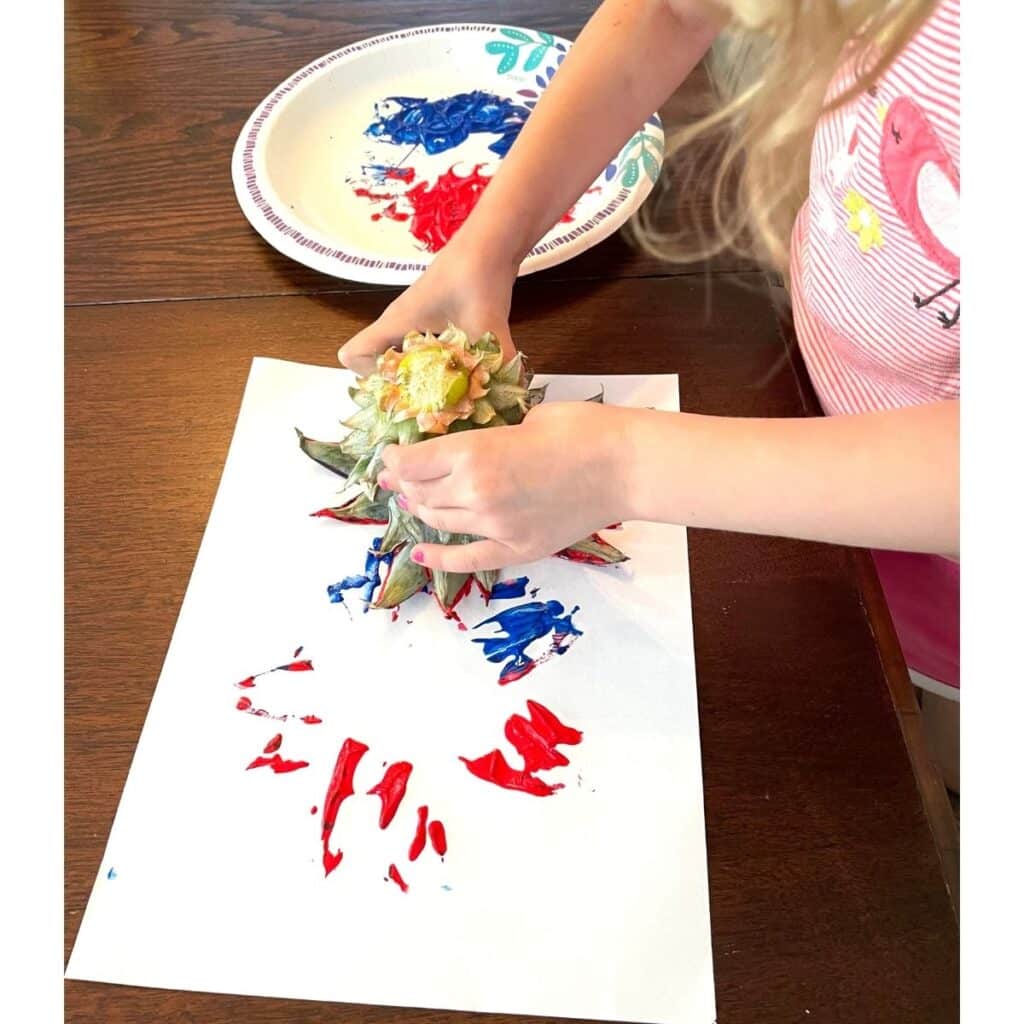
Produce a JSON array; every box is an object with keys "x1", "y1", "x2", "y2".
[
  {"x1": 490, "y1": 576, "x2": 528, "y2": 600},
  {"x1": 327, "y1": 537, "x2": 394, "y2": 611},
  {"x1": 472, "y1": 600, "x2": 583, "y2": 684}
]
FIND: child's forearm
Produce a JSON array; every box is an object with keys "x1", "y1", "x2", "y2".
[
  {"x1": 453, "y1": 0, "x2": 722, "y2": 270},
  {"x1": 616, "y1": 400, "x2": 960, "y2": 555}
]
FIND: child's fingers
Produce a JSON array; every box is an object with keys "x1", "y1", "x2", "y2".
[
  {"x1": 389, "y1": 477, "x2": 459, "y2": 510},
  {"x1": 412, "y1": 539, "x2": 511, "y2": 574},
  {"x1": 407, "y1": 504, "x2": 479, "y2": 537},
  {"x1": 381, "y1": 438, "x2": 458, "y2": 483},
  {"x1": 338, "y1": 318, "x2": 400, "y2": 374}
]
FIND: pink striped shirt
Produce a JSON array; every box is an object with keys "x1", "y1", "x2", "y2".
[{"x1": 790, "y1": 0, "x2": 960, "y2": 688}]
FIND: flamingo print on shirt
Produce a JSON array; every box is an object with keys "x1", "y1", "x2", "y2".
[
  {"x1": 791, "y1": 0, "x2": 959, "y2": 414},
  {"x1": 880, "y1": 97, "x2": 960, "y2": 327}
]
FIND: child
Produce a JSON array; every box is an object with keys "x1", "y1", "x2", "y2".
[{"x1": 339, "y1": 1, "x2": 960, "y2": 782}]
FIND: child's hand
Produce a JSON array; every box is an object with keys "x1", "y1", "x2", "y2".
[
  {"x1": 377, "y1": 402, "x2": 633, "y2": 572},
  {"x1": 338, "y1": 241, "x2": 518, "y2": 376}
]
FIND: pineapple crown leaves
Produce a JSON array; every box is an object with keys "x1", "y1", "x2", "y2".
[{"x1": 297, "y1": 325, "x2": 627, "y2": 612}]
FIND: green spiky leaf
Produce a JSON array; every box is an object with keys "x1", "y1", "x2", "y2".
[
  {"x1": 295, "y1": 428, "x2": 357, "y2": 478},
  {"x1": 487, "y1": 382, "x2": 529, "y2": 411},
  {"x1": 342, "y1": 404, "x2": 380, "y2": 432},
  {"x1": 525, "y1": 384, "x2": 548, "y2": 411},
  {"x1": 310, "y1": 493, "x2": 390, "y2": 524},
  {"x1": 474, "y1": 568, "x2": 499, "y2": 596},
  {"x1": 432, "y1": 570, "x2": 470, "y2": 612},
  {"x1": 493, "y1": 352, "x2": 525, "y2": 385},
  {"x1": 471, "y1": 399, "x2": 497, "y2": 425},
  {"x1": 340, "y1": 429, "x2": 371, "y2": 458},
  {"x1": 558, "y1": 533, "x2": 629, "y2": 564},
  {"x1": 396, "y1": 419, "x2": 421, "y2": 445},
  {"x1": 372, "y1": 543, "x2": 429, "y2": 608}
]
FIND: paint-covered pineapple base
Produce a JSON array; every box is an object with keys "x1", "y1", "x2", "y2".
[{"x1": 297, "y1": 325, "x2": 627, "y2": 611}]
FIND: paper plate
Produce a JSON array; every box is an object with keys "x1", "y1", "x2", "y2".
[{"x1": 231, "y1": 24, "x2": 664, "y2": 285}]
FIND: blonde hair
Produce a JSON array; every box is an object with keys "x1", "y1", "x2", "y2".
[{"x1": 630, "y1": 0, "x2": 938, "y2": 276}]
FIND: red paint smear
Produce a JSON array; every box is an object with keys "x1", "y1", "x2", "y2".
[
  {"x1": 236, "y1": 676, "x2": 256, "y2": 689},
  {"x1": 391, "y1": 608, "x2": 400, "y2": 622},
  {"x1": 321, "y1": 738, "x2": 369, "y2": 877},
  {"x1": 367, "y1": 761, "x2": 413, "y2": 829},
  {"x1": 384, "y1": 166, "x2": 415, "y2": 183},
  {"x1": 311, "y1": 805, "x2": 318, "y2": 815},
  {"x1": 278, "y1": 659, "x2": 314, "y2": 672},
  {"x1": 461, "y1": 700, "x2": 583, "y2": 796},
  {"x1": 238, "y1": 705, "x2": 319, "y2": 724},
  {"x1": 556, "y1": 548, "x2": 607, "y2": 564},
  {"x1": 506, "y1": 700, "x2": 582, "y2": 772},
  {"x1": 409, "y1": 804, "x2": 428, "y2": 861},
  {"x1": 388, "y1": 863, "x2": 409, "y2": 892},
  {"x1": 372, "y1": 201, "x2": 410, "y2": 223},
  {"x1": 406, "y1": 164, "x2": 493, "y2": 252},
  {"x1": 496, "y1": 659, "x2": 538, "y2": 686},
  {"x1": 353, "y1": 186, "x2": 400, "y2": 201},
  {"x1": 459, "y1": 750, "x2": 560, "y2": 796},
  {"x1": 246, "y1": 754, "x2": 310, "y2": 773},
  {"x1": 428, "y1": 820, "x2": 447, "y2": 857},
  {"x1": 263, "y1": 733, "x2": 283, "y2": 754}
]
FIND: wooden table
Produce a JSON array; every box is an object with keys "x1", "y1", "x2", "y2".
[{"x1": 65, "y1": 2, "x2": 959, "y2": 1022}]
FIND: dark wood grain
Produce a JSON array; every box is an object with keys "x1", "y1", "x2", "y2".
[
  {"x1": 64, "y1": 0, "x2": 753, "y2": 305},
  {"x1": 66, "y1": 274, "x2": 958, "y2": 1023}
]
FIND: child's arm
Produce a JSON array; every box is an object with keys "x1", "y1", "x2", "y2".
[
  {"x1": 378, "y1": 399, "x2": 960, "y2": 570},
  {"x1": 340, "y1": 0, "x2": 723, "y2": 373},
  {"x1": 621, "y1": 399, "x2": 959, "y2": 555},
  {"x1": 447, "y1": 0, "x2": 722, "y2": 270}
]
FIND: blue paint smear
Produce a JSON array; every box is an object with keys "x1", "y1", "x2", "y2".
[
  {"x1": 441, "y1": 884, "x2": 453, "y2": 891},
  {"x1": 472, "y1": 600, "x2": 582, "y2": 682},
  {"x1": 106, "y1": 867, "x2": 117, "y2": 880},
  {"x1": 490, "y1": 576, "x2": 528, "y2": 600},
  {"x1": 365, "y1": 91, "x2": 530, "y2": 157},
  {"x1": 327, "y1": 537, "x2": 393, "y2": 611}
]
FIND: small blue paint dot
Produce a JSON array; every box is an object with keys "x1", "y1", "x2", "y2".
[
  {"x1": 107, "y1": 867, "x2": 117, "y2": 880},
  {"x1": 441, "y1": 884, "x2": 453, "y2": 891}
]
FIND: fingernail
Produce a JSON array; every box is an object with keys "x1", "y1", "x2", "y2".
[
  {"x1": 378, "y1": 474, "x2": 393, "y2": 491},
  {"x1": 396, "y1": 493, "x2": 409, "y2": 511},
  {"x1": 412, "y1": 548, "x2": 425, "y2": 564}
]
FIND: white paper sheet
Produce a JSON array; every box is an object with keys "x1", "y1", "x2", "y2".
[{"x1": 66, "y1": 358, "x2": 715, "y2": 1024}]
